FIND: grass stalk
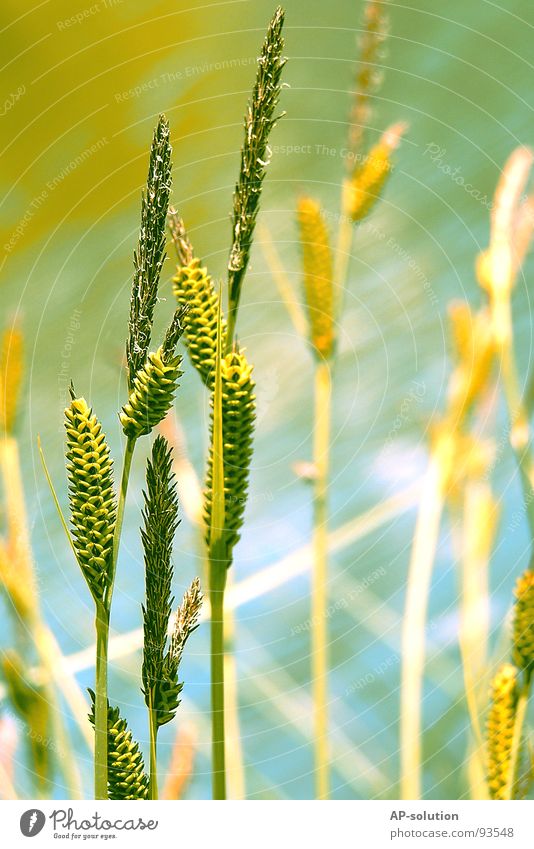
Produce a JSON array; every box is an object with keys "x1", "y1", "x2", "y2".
[
  {"x1": 333, "y1": 187, "x2": 355, "y2": 320},
  {"x1": 210, "y1": 567, "x2": 228, "y2": 800},
  {"x1": 311, "y1": 360, "x2": 331, "y2": 799},
  {"x1": 148, "y1": 695, "x2": 158, "y2": 800},
  {"x1": 208, "y1": 298, "x2": 229, "y2": 799},
  {"x1": 109, "y1": 436, "x2": 136, "y2": 598},
  {"x1": 400, "y1": 436, "x2": 452, "y2": 799},
  {"x1": 94, "y1": 602, "x2": 110, "y2": 800},
  {"x1": 223, "y1": 587, "x2": 245, "y2": 799}
]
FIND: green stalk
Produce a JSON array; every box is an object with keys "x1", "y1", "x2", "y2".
[
  {"x1": 94, "y1": 602, "x2": 110, "y2": 800},
  {"x1": 210, "y1": 564, "x2": 227, "y2": 800},
  {"x1": 209, "y1": 294, "x2": 228, "y2": 799},
  {"x1": 311, "y1": 360, "x2": 331, "y2": 800},
  {"x1": 108, "y1": 436, "x2": 136, "y2": 599},
  {"x1": 148, "y1": 694, "x2": 158, "y2": 800}
]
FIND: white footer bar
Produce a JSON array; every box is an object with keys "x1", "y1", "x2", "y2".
[{"x1": 4, "y1": 799, "x2": 533, "y2": 848}]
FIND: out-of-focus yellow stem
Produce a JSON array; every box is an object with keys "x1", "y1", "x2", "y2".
[
  {"x1": 400, "y1": 432, "x2": 453, "y2": 799},
  {"x1": 312, "y1": 360, "x2": 332, "y2": 800},
  {"x1": 459, "y1": 480, "x2": 495, "y2": 799},
  {"x1": 0, "y1": 437, "x2": 86, "y2": 796}
]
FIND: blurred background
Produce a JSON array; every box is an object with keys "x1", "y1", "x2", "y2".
[{"x1": 1, "y1": 0, "x2": 534, "y2": 799}]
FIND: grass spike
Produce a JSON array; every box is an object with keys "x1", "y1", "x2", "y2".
[
  {"x1": 173, "y1": 253, "x2": 227, "y2": 388},
  {"x1": 64, "y1": 390, "x2": 117, "y2": 605},
  {"x1": 347, "y1": 122, "x2": 406, "y2": 223},
  {"x1": 141, "y1": 435, "x2": 179, "y2": 720},
  {"x1": 120, "y1": 308, "x2": 185, "y2": 439},
  {"x1": 204, "y1": 349, "x2": 256, "y2": 556},
  {"x1": 512, "y1": 568, "x2": 534, "y2": 679},
  {"x1": 347, "y1": 0, "x2": 388, "y2": 161},
  {"x1": 88, "y1": 691, "x2": 149, "y2": 800},
  {"x1": 126, "y1": 115, "x2": 172, "y2": 388},
  {"x1": 486, "y1": 663, "x2": 519, "y2": 800},
  {"x1": 227, "y1": 6, "x2": 286, "y2": 342},
  {"x1": 297, "y1": 197, "x2": 335, "y2": 360}
]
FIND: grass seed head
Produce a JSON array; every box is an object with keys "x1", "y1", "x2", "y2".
[
  {"x1": 227, "y1": 6, "x2": 286, "y2": 318},
  {"x1": 126, "y1": 115, "x2": 172, "y2": 389},
  {"x1": 297, "y1": 197, "x2": 335, "y2": 360},
  {"x1": 512, "y1": 568, "x2": 534, "y2": 678},
  {"x1": 89, "y1": 691, "x2": 149, "y2": 800},
  {"x1": 347, "y1": 123, "x2": 406, "y2": 222},
  {"x1": 65, "y1": 393, "x2": 117, "y2": 604},
  {"x1": 173, "y1": 257, "x2": 227, "y2": 387},
  {"x1": 141, "y1": 436, "x2": 179, "y2": 713},
  {"x1": 204, "y1": 350, "x2": 256, "y2": 554},
  {"x1": 347, "y1": 0, "x2": 388, "y2": 161},
  {"x1": 486, "y1": 663, "x2": 518, "y2": 800},
  {"x1": 120, "y1": 308, "x2": 185, "y2": 439}
]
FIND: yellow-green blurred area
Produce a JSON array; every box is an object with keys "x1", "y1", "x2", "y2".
[{"x1": 1, "y1": 0, "x2": 534, "y2": 798}]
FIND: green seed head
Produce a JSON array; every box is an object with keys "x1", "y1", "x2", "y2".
[
  {"x1": 204, "y1": 350, "x2": 256, "y2": 555},
  {"x1": 120, "y1": 346, "x2": 183, "y2": 439},
  {"x1": 173, "y1": 257, "x2": 227, "y2": 388},
  {"x1": 89, "y1": 691, "x2": 148, "y2": 800},
  {"x1": 65, "y1": 394, "x2": 116, "y2": 604}
]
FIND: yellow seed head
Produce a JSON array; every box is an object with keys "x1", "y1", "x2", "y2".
[
  {"x1": 297, "y1": 197, "x2": 334, "y2": 360},
  {"x1": 0, "y1": 327, "x2": 23, "y2": 436},
  {"x1": 347, "y1": 124, "x2": 406, "y2": 223},
  {"x1": 486, "y1": 663, "x2": 518, "y2": 800},
  {"x1": 512, "y1": 568, "x2": 534, "y2": 677}
]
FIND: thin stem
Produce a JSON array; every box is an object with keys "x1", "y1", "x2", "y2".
[
  {"x1": 223, "y1": 583, "x2": 245, "y2": 799},
  {"x1": 225, "y1": 307, "x2": 237, "y2": 355},
  {"x1": 457, "y1": 483, "x2": 493, "y2": 799},
  {"x1": 108, "y1": 436, "x2": 136, "y2": 603},
  {"x1": 94, "y1": 603, "x2": 109, "y2": 800},
  {"x1": 333, "y1": 185, "x2": 355, "y2": 324},
  {"x1": 400, "y1": 438, "x2": 451, "y2": 799},
  {"x1": 500, "y1": 336, "x2": 534, "y2": 542},
  {"x1": 505, "y1": 681, "x2": 530, "y2": 800},
  {"x1": 210, "y1": 564, "x2": 227, "y2": 800},
  {"x1": 312, "y1": 360, "x2": 331, "y2": 800},
  {"x1": 148, "y1": 695, "x2": 158, "y2": 800},
  {"x1": 258, "y1": 224, "x2": 308, "y2": 340}
]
